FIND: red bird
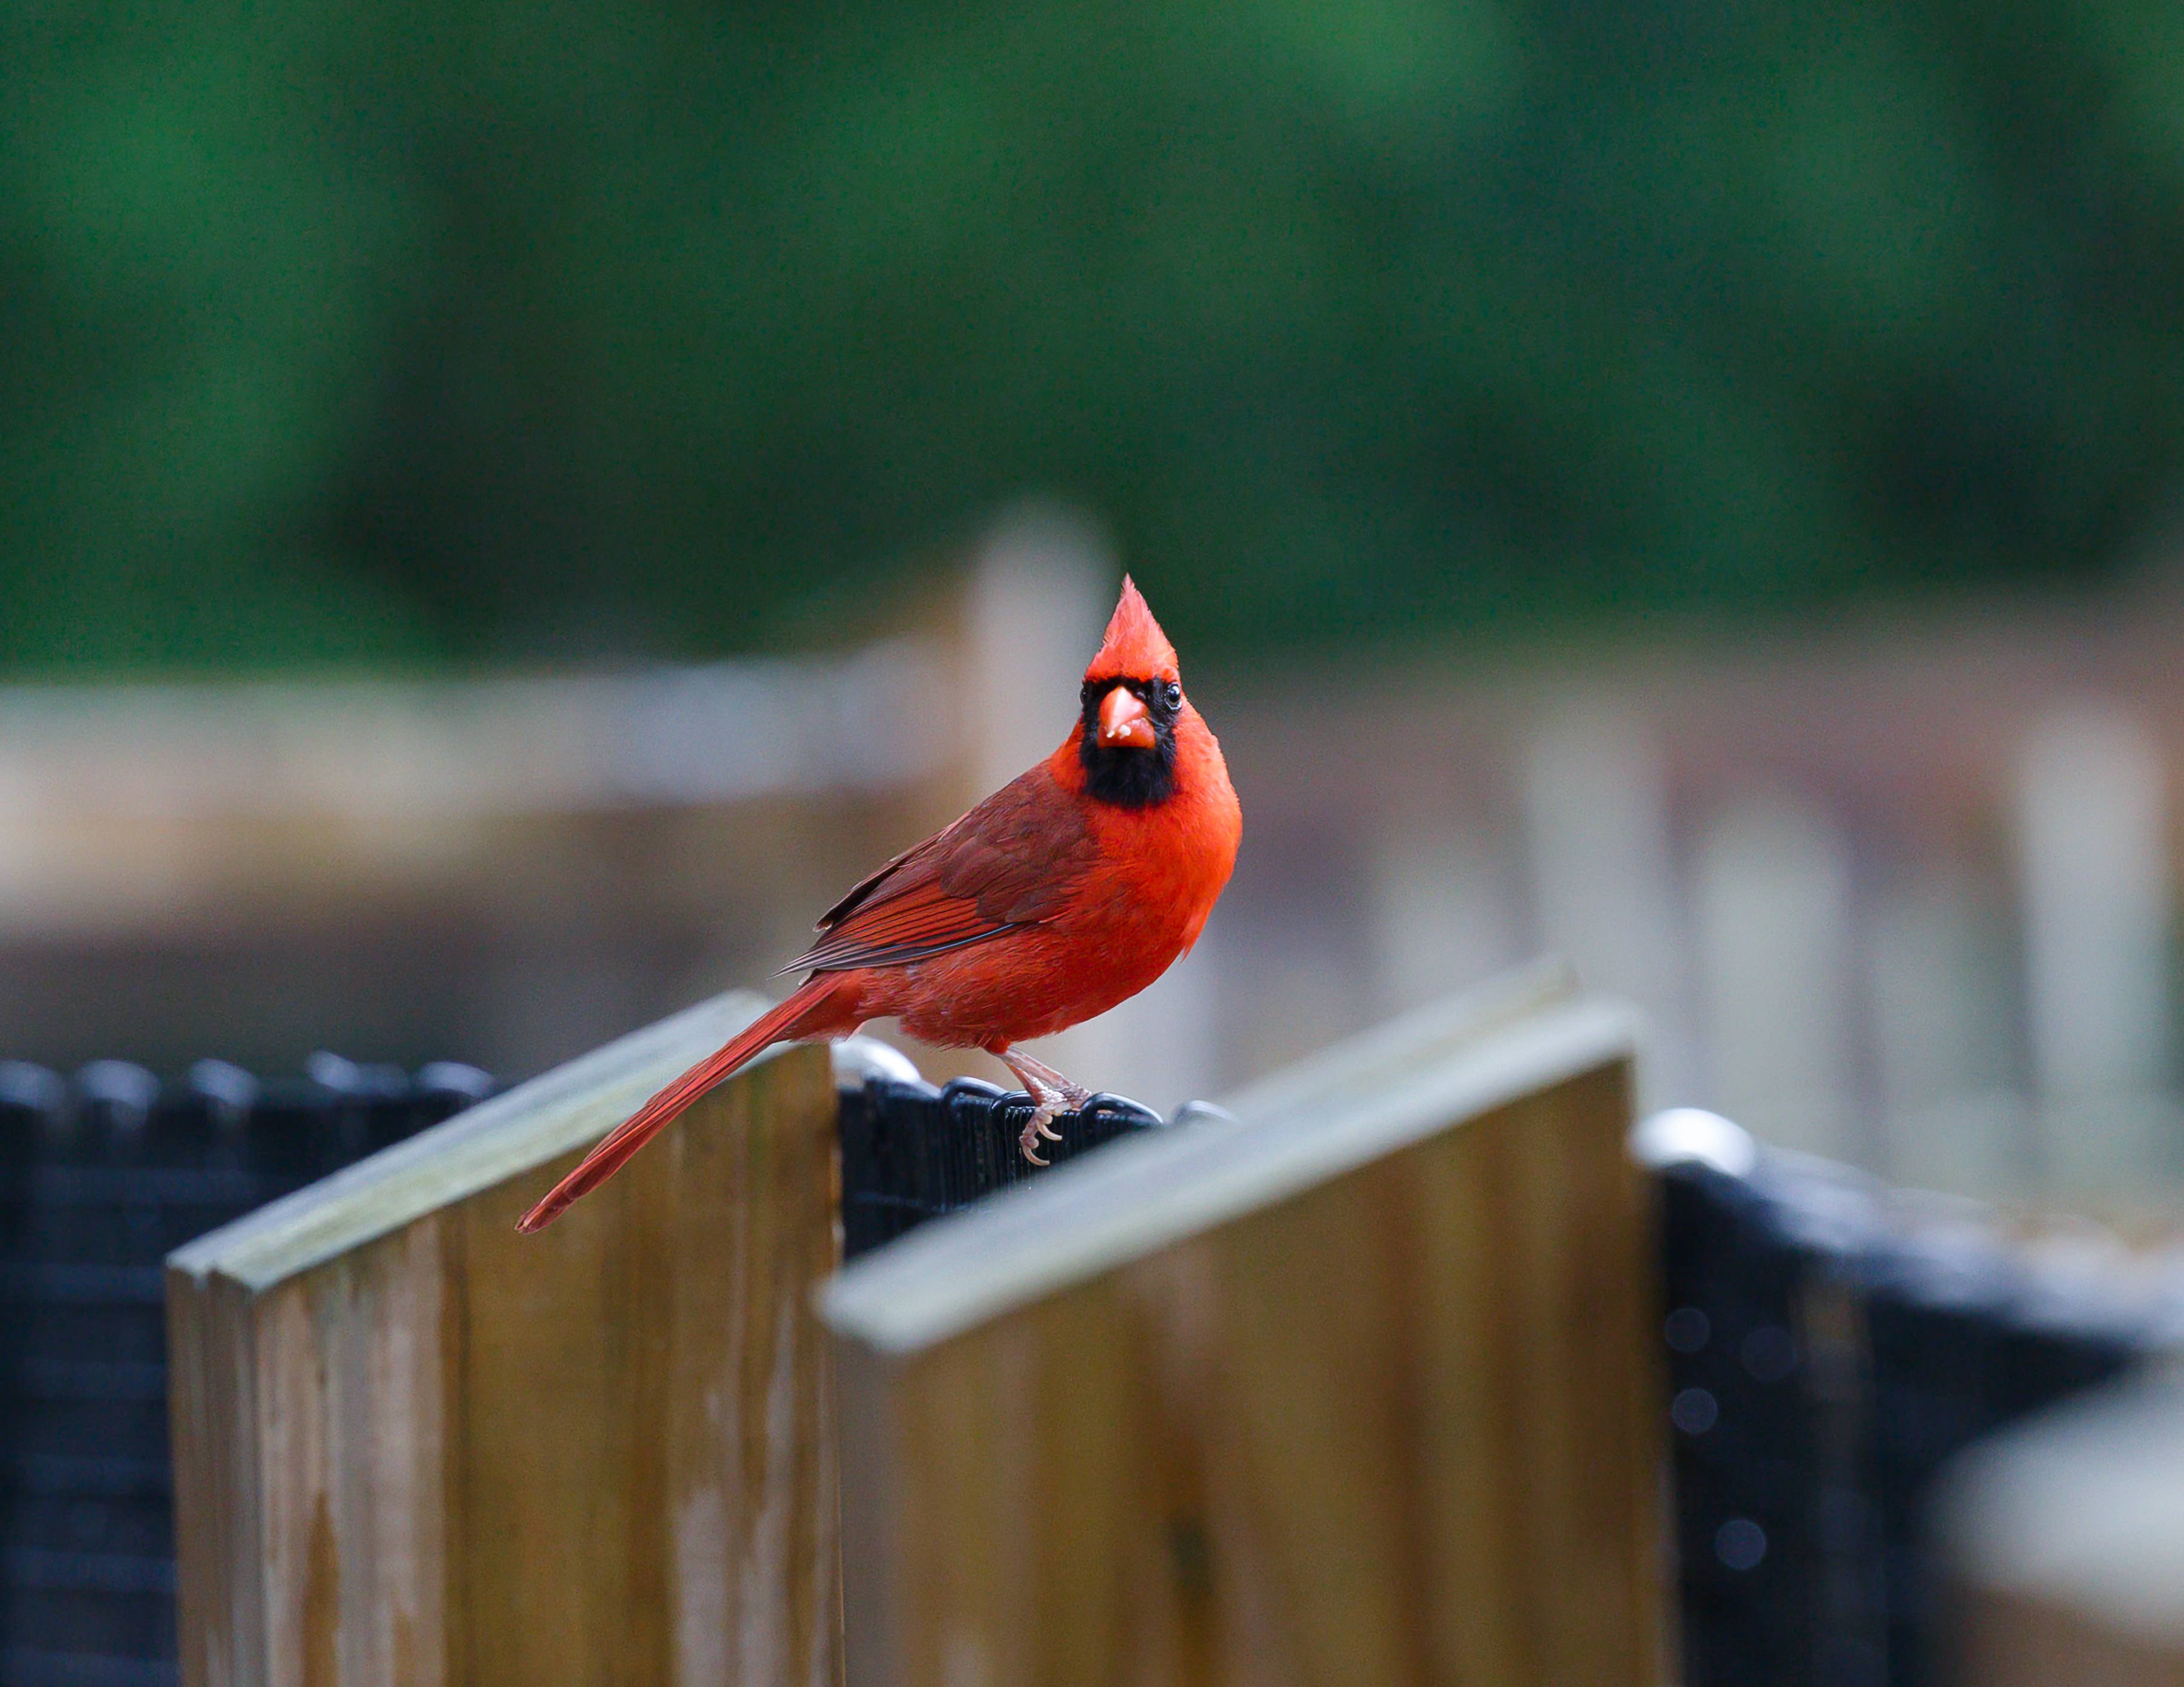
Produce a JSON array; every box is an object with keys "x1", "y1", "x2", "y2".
[{"x1": 517, "y1": 577, "x2": 1241, "y2": 1233}]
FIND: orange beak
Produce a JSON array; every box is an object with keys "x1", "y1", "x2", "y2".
[{"x1": 1097, "y1": 685, "x2": 1158, "y2": 751}]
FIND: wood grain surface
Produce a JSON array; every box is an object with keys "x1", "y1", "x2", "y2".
[
  {"x1": 168, "y1": 1018, "x2": 842, "y2": 1687},
  {"x1": 828, "y1": 1006, "x2": 1665, "y2": 1687},
  {"x1": 1955, "y1": 1585, "x2": 2184, "y2": 1687}
]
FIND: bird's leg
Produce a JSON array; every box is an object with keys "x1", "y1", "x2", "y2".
[
  {"x1": 1005, "y1": 1050, "x2": 1094, "y2": 1112},
  {"x1": 996, "y1": 1048, "x2": 1091, "y2": 1165}
]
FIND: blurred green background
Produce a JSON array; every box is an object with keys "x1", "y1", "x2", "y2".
[{"x1": 7, "y1": 0, "x2": 2184, "y2": 675}]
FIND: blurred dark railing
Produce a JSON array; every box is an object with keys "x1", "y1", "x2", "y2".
[
  {"x1": 0, "y1": 1061, "x2": 2167, "y2": 1687},
  {"x1": 1657, "y1": 1144, "x2": 2159, "y2": 1687},
  {"x1": 0, "y1": 1058, "x2": 493, "y2": 1687}
]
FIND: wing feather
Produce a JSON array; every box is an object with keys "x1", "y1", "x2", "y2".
[{"x1": 785, "y1": 765, "x2": 1093, "y2": 973}]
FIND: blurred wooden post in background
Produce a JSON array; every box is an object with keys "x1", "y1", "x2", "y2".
[
  {"x1": 822, "y1": 972, "x2": 1666, "y2": 1687},
  {"x1": 1938, "y1": 1363, "x2": 2184, "y2": 1686},
  {"x1": 165, "y1": 992, "x2": 842, "y2": 1687}
]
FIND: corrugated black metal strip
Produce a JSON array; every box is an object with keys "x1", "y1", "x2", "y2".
[
  {"x1": 0, "y1": 1063, "x2": 493, "y2": 1682},
  {"x1": 836, "y1": 1075, "x2": 1167, "y2": 1259}
]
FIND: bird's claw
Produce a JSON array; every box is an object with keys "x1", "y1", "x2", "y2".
[
  {"x1": 1018, "y1": 1101, "x2": 1066, "y2": 1165},
  {"x1": 999, "y1": 1051, "x2": 1097, "y2": 1166}
]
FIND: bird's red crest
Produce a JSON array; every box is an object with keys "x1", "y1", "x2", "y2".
[{"x1": 1083, "y1": 576, "x2": 1180, "y2": 684}]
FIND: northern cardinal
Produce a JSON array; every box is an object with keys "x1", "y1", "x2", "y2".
[{"x1": 517, "y1": 577, "x2": 1240, "y2": 1233}]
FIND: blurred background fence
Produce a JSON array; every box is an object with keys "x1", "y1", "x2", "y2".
[{"x1": 14, "y1": 537, "x2": 2184, "y2": 1214}]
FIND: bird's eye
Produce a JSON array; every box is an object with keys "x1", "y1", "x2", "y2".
[{"x1": 1163, "y1": 681, "x2": 1182, "y2": 709}]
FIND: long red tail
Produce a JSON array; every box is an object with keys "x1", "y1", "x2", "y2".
[{"x1": 516, "y1": 976, "x2": 855, "y2": 1233}]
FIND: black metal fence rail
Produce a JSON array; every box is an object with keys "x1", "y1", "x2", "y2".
[
  {"x1": 0, "y1": 1058, "x2": 493, "y2": 1687},
  {"x1": 836, "y1": 1075, "x2": 1168, "y2": 1258},
  {"x1": 1, "y1": 1062, "x2": 2171, "y2": 1687}
]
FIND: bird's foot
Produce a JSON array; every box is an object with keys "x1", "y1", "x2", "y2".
[{"x1": 998, "y1": 1049, "x2": 1093, "y2": 1165}]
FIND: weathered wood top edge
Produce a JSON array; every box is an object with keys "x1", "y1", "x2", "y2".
[
  {"x1": 165, "y1": 988, "x2": 778, "y2": 1294},
  {"x1": 1215, "y1": 954, "x2": 1579, "y2": 1123},
  {"x1": 819, "y1": 985, "x2": 1639, "y2": 1355}
]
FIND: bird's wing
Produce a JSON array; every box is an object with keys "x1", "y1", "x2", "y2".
[{"x1": 787, "y1": 765, "x2": 1094, "y2": 972}]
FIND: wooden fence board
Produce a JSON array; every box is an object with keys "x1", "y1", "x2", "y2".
[
  {"x1": 173, "y1": 965, "x2": 1663, "y2": 1687},
  {"x1": 822, "y1": 988, "x2": 1665, "y2": 1687},
  {"x1": 167, "y1": 991, "x2": 842, "y2": 1687}
]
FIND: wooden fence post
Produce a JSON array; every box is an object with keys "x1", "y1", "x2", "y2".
[
  {"x1": 821, "y1": 975, "x2": 1667, "y2": 1687},
  {"x1": 1937, "y1": 1363, "x2": 2184, "y2": 1686},
  {"x1": 165, "y1": 991, "x2": 842, "y2": 1687}
]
